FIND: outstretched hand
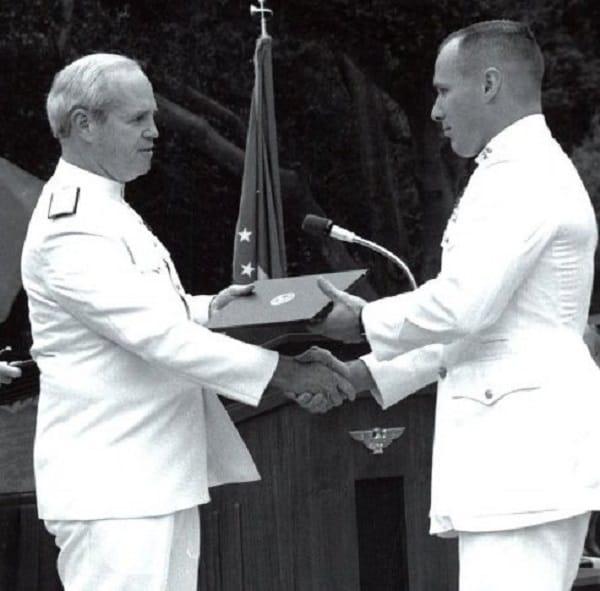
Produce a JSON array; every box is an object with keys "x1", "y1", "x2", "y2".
[
  {"x1": 289, "y1": 346, "x2": 356, "y2": 413},
  {"x1": 310, "y1": 277, "x2": 367, "y2": 343},
  {"x1": 294, "y1": 346, "x2": 352, "y2": 386},
  {"x1": 270, "y1": 347, "x2": 356, "y2": 414},
  {"x1": 209, "y1": 283, "x2": 255, "y2": 318}
]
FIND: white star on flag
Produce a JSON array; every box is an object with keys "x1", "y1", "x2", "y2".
[
  {"x1": 241, "y1": 262, "x2": 255, "y2": 277},
  {"x1": 238, "y1": 228, "x2": 252, "y2": 242}
]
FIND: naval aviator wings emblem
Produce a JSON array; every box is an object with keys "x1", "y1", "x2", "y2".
[{"x1": 349, "y1": 426, "x2": 405, "y2": 455}]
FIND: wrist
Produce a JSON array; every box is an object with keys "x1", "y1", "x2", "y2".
[
  {"x1": 207, "y1": 295, "x2": 217, "y2": 319},
  {"x1": 347, "y1": 359, "x2": 375, "y2": 393},
  {"x1": 358, "y1": 306, "x2": 366, "y2": 337},
  {"x1": 270, "y1": 355, "x2": 294, "y2": 390}
]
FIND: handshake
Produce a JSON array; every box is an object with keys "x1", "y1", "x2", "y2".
[
  {"x1": 213, "y1": 278, "x2": 370, "y2": 413},
  {"x1": 269, "y1": 346, "x2": 357, "y2": 414}
]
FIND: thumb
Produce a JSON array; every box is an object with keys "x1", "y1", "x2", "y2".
[
  {"x1": 228, "y1": 283, "x2": 255, "y2": 297},
  {"x1": 295, "y1": 346, "x2": 347, "y2": 373},
  {"x1": 317, "y1": 277, "x2": 346, "y2": 304},
  {"x1": 211, "y1": 283, "x2": 255, "y2": 315}
]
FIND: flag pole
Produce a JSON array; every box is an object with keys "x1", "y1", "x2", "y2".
[
  {"x1": 233, "y1": 0, "x2": 287, "y2": 283},
  {"x1": 250, "y1": 0, "x2": 272, "y2": 38}
]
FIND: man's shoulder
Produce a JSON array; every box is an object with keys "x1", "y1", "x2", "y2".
[
  {"x1": 21, "y1": 185, "x2": 126, "y2": 262},
  {"x1": 470, "y1": 159, "x2": 533, "y2": 204},
  {"x1": 464, "y1": 158, "x2": 553, "y2": 227},
  {"x1": 42, "y1": 181, "x2": 123, "y2": 229},
  {"x1": 478, "y1": 152, "x2": 559, "y2": 197},
  {"x1": 47, "y1": 185, "x2": 81, "y2": 219}
]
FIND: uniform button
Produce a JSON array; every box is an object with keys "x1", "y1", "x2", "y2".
[
  {"x1": 484, "y1": 389, "x2": 493, "y2": 399},
  {"x1": 438, "y1": 367, "x2": 447, "y2": 379}
]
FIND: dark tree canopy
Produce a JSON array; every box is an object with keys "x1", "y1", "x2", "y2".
[{"x1": 1, "y1": 0, "x2": 600, "y2": 339}]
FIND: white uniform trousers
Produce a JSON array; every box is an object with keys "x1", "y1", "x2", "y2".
[
  {"x1": 45, "y1": 506, "x2": 200, "y2": 591},
  {"x1": 458, "y1": 512, "x2": 591, "y2": 591}
]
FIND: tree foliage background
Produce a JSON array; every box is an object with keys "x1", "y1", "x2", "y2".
[{"x1": 1, "y1": 0, "x2": 600, "y2": 347}]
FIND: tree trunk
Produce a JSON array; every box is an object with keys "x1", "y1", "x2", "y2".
[
  {"x1": 156, "y1": 94, "x2": 376, "y2": 294},
  {"x1": 337, "y1": 53, "x2": 410, "y2": 295},
  {"x1": 404, "y1": 96, "x2": 458, "y2": 283},
  {"x1": 183, "y1": 86, "x2": 247, "y2": 147},
  {"x1": 54, "y1": 0, "x2": 75, "y2": 61}
]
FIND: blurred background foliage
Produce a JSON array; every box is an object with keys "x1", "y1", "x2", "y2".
[{"x1": 1, "y1": 0, "x2": 600, "y2": 349}]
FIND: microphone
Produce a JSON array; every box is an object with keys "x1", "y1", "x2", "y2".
[
  {"x1": 301, "y1": 214, "x2": 358, "y2": 244},
  {"x1": 301, "y1": 214, "x2": 418, "y2": 290}
]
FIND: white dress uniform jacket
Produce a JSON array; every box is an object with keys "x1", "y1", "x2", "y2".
[
  {"x1": 360, "y1": 115, "x2": 600, "y2": 535},
  {"x1": 21, "y1": 159, "x2": 279, "y2": 521}
]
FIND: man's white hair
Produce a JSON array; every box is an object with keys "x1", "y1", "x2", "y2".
[{"x1": 46, "y1": 53, "x2": 141, "y2": 139}]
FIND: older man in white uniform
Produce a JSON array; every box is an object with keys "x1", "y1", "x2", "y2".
[
  {"x1": 21, "y1": 53, "x2": 353, "y2": 591},
  {"x1": 316, "y1": 20, "x2": 600, "y2": 591}
]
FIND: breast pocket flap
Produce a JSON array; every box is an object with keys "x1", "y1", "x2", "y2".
[{"x1": 449, "y1": 366, "x2": 541, "y2": 406}]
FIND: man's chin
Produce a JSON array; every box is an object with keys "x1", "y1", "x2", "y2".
[
  {"x1": 126, "y1": 166, "x2": 152, "y2": 183},
  {"x1": 451, "y1": 140, "x2": 479, "y2": 159}
]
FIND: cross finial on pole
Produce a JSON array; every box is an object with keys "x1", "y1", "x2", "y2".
[{"x1": 250, "y1": 0, "x2": 272, "y2": 38}]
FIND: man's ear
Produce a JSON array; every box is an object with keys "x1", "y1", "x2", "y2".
[
  {"x1": 70, "y1": 108, "x2": 94, "y2": 142},
  {"x1": 483, "y1": 67, "x2": 502, "y2": 102}
]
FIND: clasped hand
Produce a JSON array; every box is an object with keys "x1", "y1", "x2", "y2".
[{"x1": 272, "y1": 347, "x2": 356, "y2": 414}]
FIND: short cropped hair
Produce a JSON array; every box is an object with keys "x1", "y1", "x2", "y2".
[
  {"x1": 46, "y1": 53, "x2": 141, "y2": 139},
  {"x1": 440, "y1": 20, "x2": 545, "y2": 85}
]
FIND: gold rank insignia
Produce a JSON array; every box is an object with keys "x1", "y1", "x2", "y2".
[{"x1": 48, "y1": 186, "x2": 80, "y2": 219}]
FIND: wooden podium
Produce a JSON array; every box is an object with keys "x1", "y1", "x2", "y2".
[
  {"x1": 201, "y1": 271, "x2": 458, "y2": 590},
  {"x1": 197, "y1": 339, "x2": 458, "y2": 591}
]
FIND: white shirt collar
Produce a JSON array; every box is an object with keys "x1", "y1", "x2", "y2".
[
  {"x1": 52, "y1": 158, "x2": 125, "y2": 202},
  {"x1": 475, "y1": 114, "x2": 550, "y2": 166}
]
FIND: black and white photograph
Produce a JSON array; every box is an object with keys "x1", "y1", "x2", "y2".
[{"x1": 2, "y1": 1, "x2": 600, "y2": 590}]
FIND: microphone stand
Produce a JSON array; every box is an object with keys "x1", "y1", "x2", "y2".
[
  {"x1": 301, "y1": 214, "x2": 418, "y2": 291},
  {"x1": 352, "y1": 236, "x2": 418, "y2": 291}
]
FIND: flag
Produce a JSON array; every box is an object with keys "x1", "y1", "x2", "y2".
[
  {"x1": 0, "y1": 158, "x2": 42, "y2": 323},
  {"x1": 232, "y1": 35, "x2": 287, "y2": 284}
]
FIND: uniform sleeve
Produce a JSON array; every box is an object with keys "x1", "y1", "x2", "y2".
[
  {"x1": 39, "y1": 225, "x2": 278, "y2": 406},
  {"x1": 362, "y1": 344, "x2": 442, "y2": 409},
  {"x1": 185, "y1": 295, "x2": 213, "y2": 325},
  {"x1": 362, "y1": 163, "x2": 557, "y2": 361}
]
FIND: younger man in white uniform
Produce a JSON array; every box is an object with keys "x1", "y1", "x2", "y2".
[{"x1": 315, "y1": 20, "x2": 600, "y2": 591}]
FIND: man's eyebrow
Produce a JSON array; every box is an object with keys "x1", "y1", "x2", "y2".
[{"x1": 129, "y1": 107, "x2": 157, "y2": 117}]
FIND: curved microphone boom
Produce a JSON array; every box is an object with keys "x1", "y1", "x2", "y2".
[{"x1": 302, "y1": 214, "x2": 417, "y2": 290}]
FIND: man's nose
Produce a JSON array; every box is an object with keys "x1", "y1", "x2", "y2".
[
  {"x1": 144, "y1": 118, "x2": 159, "y2": 139},
  {"x1": 431, "y1": 97, "x2": 443, "y2": 122}
]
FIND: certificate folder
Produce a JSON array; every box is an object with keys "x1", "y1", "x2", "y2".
[{"x1": 207, "y1": 269, "x2": 368, "y2": 347}]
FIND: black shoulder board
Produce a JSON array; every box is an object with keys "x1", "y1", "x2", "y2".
[{"x1": 48, "y1": 187, "x2": 80, "y2": 219}]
